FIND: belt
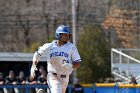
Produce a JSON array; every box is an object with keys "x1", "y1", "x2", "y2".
[{"x1": 52, "y1": 73, "x2": 67, "y2": 78}]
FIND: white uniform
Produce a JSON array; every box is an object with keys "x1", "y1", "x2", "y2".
[{"x1": 33, "y1": 40, "x2": 81, "y2": 93}]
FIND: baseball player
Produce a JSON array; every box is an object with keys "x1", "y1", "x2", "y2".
[{"x1": 30, "y1": 25, "x2": 81, "y2": 93}]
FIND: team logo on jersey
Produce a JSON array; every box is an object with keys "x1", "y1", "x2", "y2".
[{"x1": 50, "y1": 52, "x2": 69, "y2": 58}]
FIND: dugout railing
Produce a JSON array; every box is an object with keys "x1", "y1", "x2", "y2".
[
  {"x1": 0, "y1": 84, "x2": 72, "y2": 93},
  {"x1": 0, "y1": 84, "x2": 50, "y2": 93},
  {"x1": 1, "y1": 83, "x2": 140, "y2": 93}
]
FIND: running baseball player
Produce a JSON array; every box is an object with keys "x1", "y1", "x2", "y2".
[{"x1": 30, "y1": 25, "x2": 81, "y2": 93}]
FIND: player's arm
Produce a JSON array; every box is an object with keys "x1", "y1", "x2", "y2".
[
  {"x1": 30, "y1": 44, "x2": 48, "y2": 77},
  {"x1": 62, "y1": 45, "x2": 81, "y2": 69},
  {"x1": 71, "y1": 45, "x2": 81, "y2": 69},
  {"x1": 30, "y1": 51, "x2": 42, "y2": 77},
  {"x1": 32, "y1": 51, "x2": 42, "y2": 65},
  {"x1": 72, "y1": 61, "x2": 81, "y2": 69},
  {"x1": 62, "y1": 60, "x2": 81, "y2": 69}
]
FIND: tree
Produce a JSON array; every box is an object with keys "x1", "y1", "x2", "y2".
[{"x1": 77, "y1": 25, "x2": 111, "y2": 83}]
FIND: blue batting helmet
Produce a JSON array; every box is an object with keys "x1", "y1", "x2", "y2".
[{"x1": 55, "y1": 25, "x2": 71, "y2": 39}]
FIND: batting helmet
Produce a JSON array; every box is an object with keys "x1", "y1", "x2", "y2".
[{"x1": 55, "y1": 25, "x2": 71, "y2": 39}]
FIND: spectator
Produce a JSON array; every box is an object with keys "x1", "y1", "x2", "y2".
[
  {"x1": 16, "y1": 71, "x2": 26, "y2": 93},
  {"x1": 37, "y1": 71, "x2": 47, "y2": 85},
  {"x1": 26, "y1": 75, "x2": 37, "y2": 93},
  {"x1": 130, "y1": 76, "x2": 137, "y2": 84},
  {"x1": 38, "y1": 66, "x2": 45, "y2": 76},
  {"x1": 37, "y1": 71, "x2": 49, "y2": 92},
  {"x1": 17, "y1": 71, "x2": 26, "y2": 84},
  {"x1": 71, "y1": 79, "x2": 84, "y2": 93},
  {"x1": 5, "y1": 70, "x2": 18, "y2": 93},
  {"x1": 0, "y1": 72, "x2": 5, "y2": 93}
]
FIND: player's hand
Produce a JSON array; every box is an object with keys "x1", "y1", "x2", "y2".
[
  {"x1": 30, "y1": 65, "x2": 38, "y2": 77},
  {"x1": 62, "y1": 63, "x2": 73, "y2": 69}
]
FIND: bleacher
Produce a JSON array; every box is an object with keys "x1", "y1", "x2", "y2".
[{"x1": 111, "y1": 48, "x2": 140, "y2": 84}]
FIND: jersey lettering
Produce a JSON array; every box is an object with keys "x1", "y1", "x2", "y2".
[{"x1": 50, "y1": 52, "x2": 69, "y2": 58}]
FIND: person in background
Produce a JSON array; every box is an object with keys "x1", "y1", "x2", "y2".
[
  {"x1": 130, "y1": 76, "x2": 137, "y2": 84},
  {"x1": 37, "y1": 71, "x2": 49, "y2": 93},
  {"x1": 5, "y1": 70, "x2": 18, "y2": 93},
  {"x1": 26, "y1": 75, "x2": 37, "y2": 93},
  {"x1": 0, "y1": 72, "x2": 5, "y2": 93},
  {"x1": 17, "y1": 71, "x2": 26, "y2": 84},
  {"x1": 39, "y1": 66, "x2": 45, "y2": 74},
  {"x1": 71, "y1": 79, "x2": 84, "y2": 93},
  {"x1": 37, "y1": 71, "x2": 47, "y2": 85},
  {"x1": 36, "y1": 66, "x2": 46, "y2": 77},
  {"x1": 16, "y1": 71, "x2": 26, "y2": 93}
]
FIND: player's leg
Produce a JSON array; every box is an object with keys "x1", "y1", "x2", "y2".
[
  {"x1": 62, "y1": 76, "x2": 69, "y2": 93},
  {"x1": 47, "y1": 73, "x2": 62, "y2": 93},
  {"x1": 62, "y1": 85, "x2": 67, "y2": 93}
]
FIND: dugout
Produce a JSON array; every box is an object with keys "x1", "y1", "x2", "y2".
[{"x1": 0, "y1": 52, "x2": 47, "y2": 77}]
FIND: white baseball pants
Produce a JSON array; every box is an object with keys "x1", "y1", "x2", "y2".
[{"x1": 47, "y1": 73, "x2": 69, "y2": 93}]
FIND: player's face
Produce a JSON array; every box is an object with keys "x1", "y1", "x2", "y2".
[{"x1": 60, "y1": 33, "x2": 71, "y2": 43}]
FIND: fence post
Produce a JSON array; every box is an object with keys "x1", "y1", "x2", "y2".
[
  {"x1": 93, "y1": 83, "x2": 96, "y2": 93},
  {"x1": 25, "y1": 85, "x2": 29, "y2": 93},
  {"x1": 114, "y1": 83, "x2": 119, "y2": 93},
  {"x1": 68, "y1": 85, "x2": 72, "y2": 93}
]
